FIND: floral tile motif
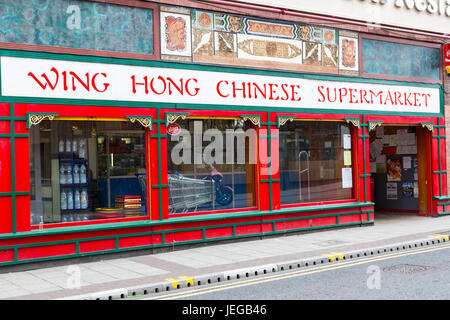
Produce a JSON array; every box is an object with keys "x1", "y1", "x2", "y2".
[
  {"x1": 192, "y1": 11, "x2": 213, "y2": 30},
  {"x1": 339, "y1": 36, "x2": 359, "y2": 72},
  {"x1": 160, "y1": 11, "x2": 192, "y2": 57},
  {"x1": 323, "y1": 28, "x2": 338, "y2": 45}
]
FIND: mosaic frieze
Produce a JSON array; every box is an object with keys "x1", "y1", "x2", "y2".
[
  {"x1": 160, "y1": 6, "x2": 359, "y2": 76},
  {"x1": 0, "y1": 0, "x2": 154, "y2": 55},
  {"x1": 362, "y1": 38, "x2": 440, "y2": 81},
  {"x1": 237, "y1": 34, "x2": 303, "y2": 64}
]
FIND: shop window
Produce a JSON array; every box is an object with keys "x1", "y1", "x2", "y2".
[
  {"x1": 167, "y1": 118, "x2": 257, "y2": 214},
  {"x1": 279, "y1": 121, "x2": 353, "y2": 205},
  {"x1": 29, "y1": 120, "x2": 147, "y2": 225}
]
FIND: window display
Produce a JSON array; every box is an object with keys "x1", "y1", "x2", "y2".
[
  {"x1": 166, "y1": 119, "x2": 257, "y2": 214},
  {"x1": 29, "y1": 120, "x2": 146, "y2": 225},
  {"x1": 279, "y1": 121, "x2": 354, "y2": 205}
]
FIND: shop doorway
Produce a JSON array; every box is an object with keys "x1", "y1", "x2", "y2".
[{"x1": 369, "y1": 125, "x2": 429, "y2": 217}]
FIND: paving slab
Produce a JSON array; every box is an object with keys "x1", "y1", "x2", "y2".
[{"x1": 1, "y1": 212, "x2": 450, "y2": 299}]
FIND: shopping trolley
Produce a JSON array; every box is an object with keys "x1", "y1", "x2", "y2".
[
  {"x1": 136, "y1": 173, "x2": 214, "y2": 214},
  {"x1": 298, "y1": 150, "x2": 311, "y2": 201}
]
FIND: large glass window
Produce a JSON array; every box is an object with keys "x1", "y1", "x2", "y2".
[
  {"x1": 167, "y1": 119, "x2": 257, "y2": 214},
  {"x1": 30, "y1": 120, "x2": 146, "y2": 225},
  {"x1": 279, "y1": 121, "x2": 353, "y2": 205}
]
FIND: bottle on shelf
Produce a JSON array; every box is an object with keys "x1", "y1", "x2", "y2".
[
  {"x1": 67, "y1": 165, "x2": 73, "y2": 184},
  {"x1": 81, "y1": 188, "x2": 88, "y2": 210},
  {"x1": 59, "y1": 139, "x2": 65, "y2": 153},
  {"x1": 79, "y1": 138, "x2": 85, "y2": 159},
  {"x1": 75, "y1": 189, "x2": 81, "y2": 210},
  {"x1": 80, "y1": 164, "x2": 87, "y2": 184},
  {"x1": 73, "y1": 164, "x2": 80, "y2": 184},
  {"x1": 72, "y1": 138, "x2": 78, "y2": 154},
  {"x1": 65, "y1": 138, "x2": 72, "y2": 153},
  {"x1": 59, "y1": 164, "x2": 66, "y2": 184},
  {"x1": 67, "y1": 190, "x2": 74, "y2": 210},
  {"x1": 60, "y1": 189, "x2": 67, "y2": 211}
]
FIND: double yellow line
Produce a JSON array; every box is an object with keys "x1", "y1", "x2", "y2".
[{"x1": 143, "y1": 242, "x2": 450, "y2": 300}]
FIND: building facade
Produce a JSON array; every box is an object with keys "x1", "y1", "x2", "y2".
[{"x1": 0, "y1": 0, "x2": 448, "y2": 266}]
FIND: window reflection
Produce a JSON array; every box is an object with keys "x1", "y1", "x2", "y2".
[{"x1": 279, "y1": 121, "x2": 353, "y2": 205}]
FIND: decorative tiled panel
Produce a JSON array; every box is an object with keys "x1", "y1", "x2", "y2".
[
  {"x1": 338, "y1": 31, "x2": 359, "y2": 76},
  {"x1": 160, "y1": 5, "x2": 349, "y2": 75},
  {"x1": 0, "y1": 0, "x2": 154, "y2": 55},
  {"x1": 362, "y1": 38, "x2": 440, "y2": 81}
]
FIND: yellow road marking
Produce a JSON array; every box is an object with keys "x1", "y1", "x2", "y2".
[
  {"x1": 164, "y1": 278, "x2": 180, "y2": 289},
  {"x1": 430, "y1": 234, "x2": 450, "y2": 241},
  {"x1": 146, "y1": 243, "x2": 450, "y2": 300},
  {"x1": 330, "y1": 252, "x2": 345, "y2": 259},
  {"x1": 178, "y1": 276, "x2": 194, "y2": 287},
  {"x1": 321, "y1": 254, "x2": 335, "y2": 261}
]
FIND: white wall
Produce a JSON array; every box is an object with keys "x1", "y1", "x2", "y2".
[{"x1": 235, "y1": 0, "x2": 450, "y2": 35}]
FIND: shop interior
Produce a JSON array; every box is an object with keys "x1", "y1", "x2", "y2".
[
  {"x1": 369, "y1": 125, "x2": 428, "y2": 216},
  {"x1": 29, "y1": 120, "x2": 147, "y2": 224}
]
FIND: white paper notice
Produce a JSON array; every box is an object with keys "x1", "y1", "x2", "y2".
[
  {"x1": 342, "y1": 168, "x2": 353, "y2": 189},
  {"x1": 343, "y1": 134, "x2": 351, "y2": 149},
  {"x1": 403, "y1": 156, "x2": 411, "y2": 169},
  {"x1": 386, "y1": 182, "x2": 398, "y2": 200}
]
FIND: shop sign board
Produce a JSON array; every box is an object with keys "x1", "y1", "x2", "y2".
[{"x1": 0, "y1": 56, "x2": 441, "y2": 115}]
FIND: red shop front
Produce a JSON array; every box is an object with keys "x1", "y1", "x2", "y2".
[{"x1": 0, "y1": 51, "x2": 445, "y2": 266}]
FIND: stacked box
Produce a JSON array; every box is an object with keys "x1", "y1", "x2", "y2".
[
  {"x1": 115, "y1": 195, "x2": 142, "y2": 217},
  {"x1": 95, "y1": 208, "x2": 124, "y2": 219}
]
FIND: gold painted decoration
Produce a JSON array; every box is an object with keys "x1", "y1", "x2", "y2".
[
  {"x1": 129, "y1": 117, "x2": 152, "y2": 129},
  {"x1": 193, "y1": 29, "x2": 213, "y2": 55},
  {"x1": 166, "y1": 113, "x2": 187, "y2": 125},
  {"x1": 368, "y1": 121, "x2": 383, "y2": 131},
  {"x1": 28, "y1": 114, "x2": 55, "y2": 127},
  {"x1": 214, "y1": 32, "x2": 236, "y2": 57},
  {"x1": 421, "y1": 123, "x2": 434, "y2": 132},
  {"x1": 322, "y1": 44, "x2": 338, "y2": 67},
  {"x1": 245, "y1": 19, "x2": 295, "y2": 38},
  {"x1": 345, "y1": 118, "x2": 360, "y2": 128},
  {"x1": 278, "y1": 117, "x2": 295, "y2": 127},
  {"x1": 303, "y1": 42, "x2": 321, "y2": 65},
  {"x1": 238, "y1": 39, "x2": 302, "y2": 59},
  {"x1": 241, "y1": 116, "x2": 261, "y2": 127}
]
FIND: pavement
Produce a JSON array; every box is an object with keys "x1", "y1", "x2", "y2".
[{"x1": 1, "y1": 211, "x2": 450, "y2": 300}]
